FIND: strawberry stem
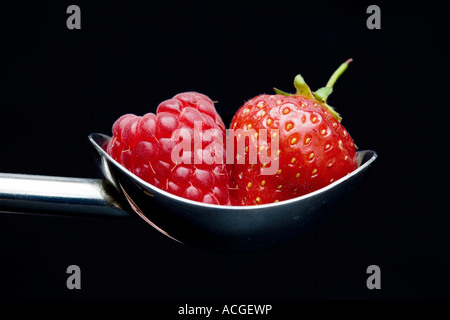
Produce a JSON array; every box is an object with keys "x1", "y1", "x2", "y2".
[
  {"x1": 313, "y1": 58, "x2": 353, "y2": 122},
  {"x1": 325, "y1": 58, "x2": 353, "y2": 91},
  {"x1": 272, "y1": 58, "x2": 353, "y2": 123}
]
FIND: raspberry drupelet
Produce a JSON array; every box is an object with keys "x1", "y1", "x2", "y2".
[{"x1": 106, "y1": 92, "x2": 232, "y2": 205}]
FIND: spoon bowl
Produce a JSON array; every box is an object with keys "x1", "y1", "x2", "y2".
[{"x1": 89, "y1": 133, "x2": 377, "y2": 252}]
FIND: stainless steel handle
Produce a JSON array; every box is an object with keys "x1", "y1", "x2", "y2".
[{"x1": 0, "y1": 173, "x2": 130, "y2": 218}]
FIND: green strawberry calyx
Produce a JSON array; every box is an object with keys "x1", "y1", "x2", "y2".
[{"x1": 274, "y1": 58, "x2": 353, "y2": 122}]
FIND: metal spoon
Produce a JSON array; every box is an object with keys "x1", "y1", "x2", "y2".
[{"x1": 0, "y1": 133, "x2": 377, "y2": 252}]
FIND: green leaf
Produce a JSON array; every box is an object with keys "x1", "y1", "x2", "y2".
[
  {"x1": 273, "y1": 87, "x2": 292, "y2": 96},
  {"x1": 293, "y1": 74, "x2": 314, "y2": 99},
  {"x1": 314, "y1": 87, "x2": 333, "y2": 103},
  {"x1": 323, "y1": 103, "x2": 342, "y2": 122}
]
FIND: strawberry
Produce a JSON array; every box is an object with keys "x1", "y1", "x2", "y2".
[
  {"x1": 229, "y1": 59, "x2": 358, "y2": 205},
  {"x1": 106, "y1": 92, "x2": 232, "y2": 205}
]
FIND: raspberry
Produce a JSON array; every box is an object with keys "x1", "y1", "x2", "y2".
[{"x1": 106, "y1": 92, "x2": 232, "y2": 205}]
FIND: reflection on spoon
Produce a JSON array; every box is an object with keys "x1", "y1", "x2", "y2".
[{"x1": 89, "y1": 133, "x2": 377, "y2": 252}]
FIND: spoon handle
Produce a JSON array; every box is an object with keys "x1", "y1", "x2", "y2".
[{"x1": 0, "y1": 173, "x2": 130, "y2": 218}]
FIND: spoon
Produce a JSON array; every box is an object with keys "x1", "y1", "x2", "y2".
[{"x1": 0, "y1": 133, "x2": 377, "y2": 252}]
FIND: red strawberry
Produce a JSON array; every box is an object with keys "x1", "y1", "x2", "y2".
[
  {"x1": 106, "y1": 92, "x2": 232, "y2": 205},
  {"x1": 229, "y1": 59, "x2": 357, "y2": 205}
]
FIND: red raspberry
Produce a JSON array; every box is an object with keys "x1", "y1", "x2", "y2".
[{"x1": 106, "y1": 92, "x2": 232, "y2": 205}]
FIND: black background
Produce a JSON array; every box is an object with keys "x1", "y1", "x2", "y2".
[{"x1": 0, "y1": 0, "x2": 448, "y2": 300}]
